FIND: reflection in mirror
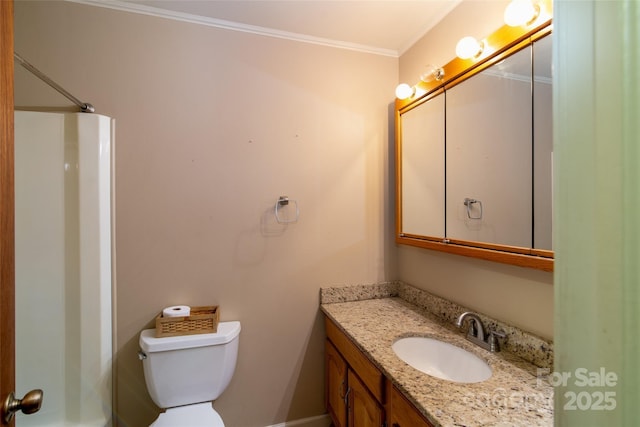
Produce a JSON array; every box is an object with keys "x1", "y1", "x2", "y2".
[
  {"x1": 533, "y1": 34, "x2": 553, "y2": 250},
  {"x1": 445, "y1": 46, "x2": 532, "y2": 247},
  {"x1": 400, "y1": 93, "x2": 445, "y2": 238}
]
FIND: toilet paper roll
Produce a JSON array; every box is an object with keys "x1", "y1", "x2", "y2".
[{"x1": 162, "y1": 305, "x2": 191, "y2": 318}]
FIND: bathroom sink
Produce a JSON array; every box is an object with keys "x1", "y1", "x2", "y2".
[{"x1": 392, "y1": 337, "x2": 492, "y2": 383}]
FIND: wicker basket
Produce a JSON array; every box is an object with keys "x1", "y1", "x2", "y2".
[{"x1": 155, "y1": 306, "x2": 219, "y2": 338}]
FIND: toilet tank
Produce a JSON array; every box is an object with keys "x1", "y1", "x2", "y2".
[{"x1": 139, "y1": 321, "x2": 241, "y2": 409}]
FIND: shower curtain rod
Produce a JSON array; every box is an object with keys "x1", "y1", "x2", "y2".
[{"x1": 14, "y1": 52, "x2": 95, "y2": 113}]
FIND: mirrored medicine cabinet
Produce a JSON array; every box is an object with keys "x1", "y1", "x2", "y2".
[{"x1": 395, "y1": 16, "x2": 553, "y2": 271}]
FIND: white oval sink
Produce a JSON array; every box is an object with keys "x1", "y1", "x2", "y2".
[{"x1": 392, "y1": 337, "x2": 492, "y2": 383}]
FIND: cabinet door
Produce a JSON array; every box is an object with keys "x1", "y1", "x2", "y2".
[
  {"x1": 387, "y1": 384, "x2": 434, "y2": 427},
  {"x1": 325, "y1": 317, "x2": 384, "y2": 402},
  {"x1": 326, "y1": 340, "x2": 348, "y2": 427},
  {"x1": 348, "y1": 370, "x2": 384, "y2": 427}
]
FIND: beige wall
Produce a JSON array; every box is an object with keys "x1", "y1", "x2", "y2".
[
  {"x1": 14, "y1": 0, "x2": 554, "y2": 425},
  {"x1": 14, "y1": 2, "x2": 396, "y2": 426},
  {"x1": 397, "y1": 0, "x2": 554, "y2": 340}
]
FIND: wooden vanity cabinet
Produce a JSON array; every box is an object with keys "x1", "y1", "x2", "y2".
[
  {"x1": 325, "y1": 339, "x2": 348, "y2": 427},
  {"x1": 325, "y1": 316, "x2": 433, "y2": 427},
  {"x1": 325, "y1": 318, "x2": 384, "y2": 427},
  {"x1": 386, "y1": 382, "x2": 434, "y2": 427},
  {"x1": 348, "y1": 370, "x2": 384, "y2": 427}
]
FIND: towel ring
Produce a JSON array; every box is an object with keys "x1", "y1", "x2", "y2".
[
  {"x1": 464, "y1": 198, "x2": 483, "y2": 220},
  {"x1": 275, "y1": 196, "x2": 299, "y2": 224}
]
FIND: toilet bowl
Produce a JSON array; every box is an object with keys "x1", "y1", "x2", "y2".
[
  {"x1": 139, "y1": 321, "x2": 241, "y2": 426},
  {"x1": 150, "y1": 402, "x2": 224, "y2": 427}
]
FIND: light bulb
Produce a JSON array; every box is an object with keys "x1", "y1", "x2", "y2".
[
  {"x1": 395, "y1": 83, "x2": 414, "y2": 100},
  {"x1": 504, "y1": 0, "x2": 540, "y2": 27},
  {"x1": 456, "y1": 37, "x2": 484, "y2": 60},
  {"x1": 420, "y1": 64, "x2": 445, "y2": 83}
]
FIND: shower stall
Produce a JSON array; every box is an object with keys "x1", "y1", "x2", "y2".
[{"x1": 14, "y1": 111, "x2": 114, "y2": 426}]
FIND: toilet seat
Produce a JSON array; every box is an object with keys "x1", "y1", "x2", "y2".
[{"x1": 150, "y1": 402, "x2": 224, "y2": 427}]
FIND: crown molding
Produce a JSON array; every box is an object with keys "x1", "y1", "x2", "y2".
[{"x1": 67, "y1": 0, "x2": 399, "y2": 57}]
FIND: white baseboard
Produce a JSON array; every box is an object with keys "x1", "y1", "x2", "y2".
[{"x1": 266, "y1": 414, "x2": 331, "y2": 427}]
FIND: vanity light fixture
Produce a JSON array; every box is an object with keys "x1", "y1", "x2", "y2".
[
  {"x1": 420, "y1": 64, "x2": 445, "y2": 83},
  {"x1": 504, "y1": 0, "x2": 540, "y2": 27},
  {"x1": 455, "y1": 36, "x2": 484, "y2": 60},
  {"x1": 395, "y1": 83, "x2": 415, "y2": 100}
]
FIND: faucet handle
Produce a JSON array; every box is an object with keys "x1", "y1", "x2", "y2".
[
  {"x1": 468, "y1": 321, "x2": 478, "y2": 337},
  {"x1": 488, "y1": 330, "x2": 506, "y2": 352}
]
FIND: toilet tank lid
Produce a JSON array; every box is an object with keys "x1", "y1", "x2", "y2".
[{"x1": 140, "y1": 320, "x2": 241, "y2": 353}]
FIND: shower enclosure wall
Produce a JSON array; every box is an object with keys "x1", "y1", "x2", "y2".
[{"x1": 14, "y1": 111, "x2": 114, "y2": 427}]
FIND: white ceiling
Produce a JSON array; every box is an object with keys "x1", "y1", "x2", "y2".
[{"x1": 87, "y1": 0, "x2": 462, "y2": 56}]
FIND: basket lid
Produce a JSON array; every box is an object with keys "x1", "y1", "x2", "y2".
[{"x1": 140, "y1": 320, "x2": 241, "y2": 353}]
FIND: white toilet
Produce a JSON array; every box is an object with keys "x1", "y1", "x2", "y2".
[{"x1": 139, "y1": 321, "x2": 241, "y2": 426}]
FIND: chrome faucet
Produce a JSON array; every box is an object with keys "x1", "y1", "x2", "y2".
[{"x1": 456, "y1": 312, "x2": 505, "y2": 352}]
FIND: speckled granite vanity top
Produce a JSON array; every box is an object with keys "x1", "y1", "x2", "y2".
[{"x1": 320, "y1": 283, "x2": 553, "y2": 426}]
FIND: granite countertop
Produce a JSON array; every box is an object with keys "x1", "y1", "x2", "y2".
[{"x1": 321, "y1": 297, "x2": 553, "y2": 427}]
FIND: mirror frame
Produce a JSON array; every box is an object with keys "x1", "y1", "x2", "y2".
[{"x1": 395, "y1": 6, "x2": 553, "y2": 272}]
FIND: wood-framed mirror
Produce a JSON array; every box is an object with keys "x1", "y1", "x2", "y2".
[{"x1": 395, "y1": 3, "x2": 553, "y2": 271}]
